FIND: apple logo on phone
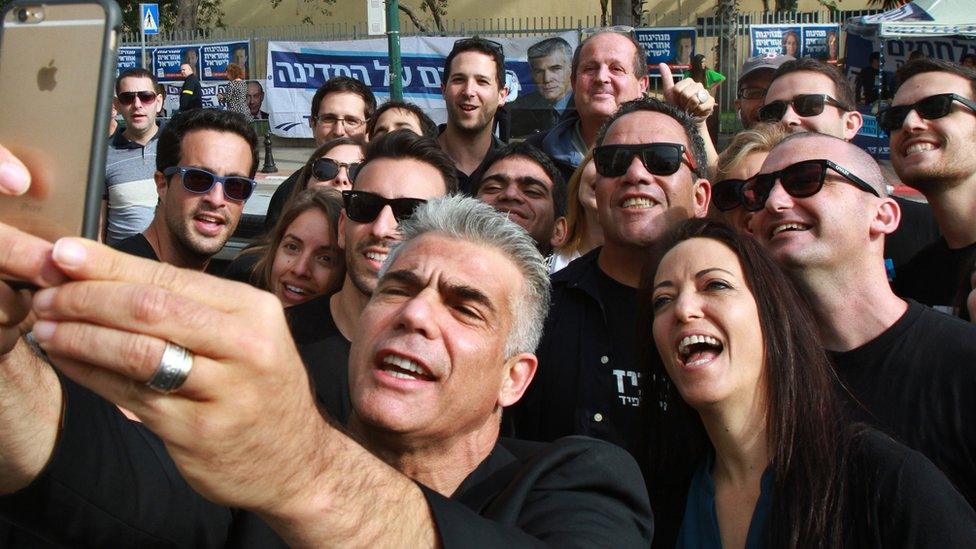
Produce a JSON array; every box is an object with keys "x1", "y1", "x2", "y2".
[{"x1": 37, "y1": 60, "x2": 57, "y2": 91}]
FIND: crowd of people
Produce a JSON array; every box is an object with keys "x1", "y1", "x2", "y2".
[{"x1": 0, "y1": 28, "x2": 975, "y2": 547}]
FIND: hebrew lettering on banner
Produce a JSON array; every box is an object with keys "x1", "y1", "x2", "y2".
[{"x1": 266, "y1": 32, "x2": 579, "y2": 139}]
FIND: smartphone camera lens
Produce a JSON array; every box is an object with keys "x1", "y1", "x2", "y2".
[{"x1": 16, "y1": 8, "x2": 28, "y2": 22}]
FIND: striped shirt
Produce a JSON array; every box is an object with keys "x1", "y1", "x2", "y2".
[{"x1": 104, "y1": 127, "x2": 159, "y2": 245}]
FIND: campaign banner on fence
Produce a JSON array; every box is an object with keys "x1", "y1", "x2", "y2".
[
  {"x1": 750, "y1": 24, "x2": 803, "y2": 57},
  {"x1": 152, "y1": 41, "x2": 250, "y2": 83},
  {"x1": 266, "y1": 32, "x2": 579, "y2": 139},
  {"x1": 116, "y1": 47, "x2": 143, "y2": 74},
  {"x1": 153, "y1": 45, "x2": 201, "y2": 81},
  {"x1": 634, "y1": 27, "x2": 696, "y2": 74},
  {"x1": 802, "y1": 25, "x2": 841, "y2": 63},
  {"x1": 200, "y1": 41, "x2": 250, "y2": 80},
  {"x1": 161, "y1": 82, "x2": 227, "y2": 114}
]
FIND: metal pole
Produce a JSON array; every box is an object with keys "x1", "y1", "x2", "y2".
[
  {"x1": 387, "y1": 0, "x2": 403, "y2": 101},
  {"x1": 141, "y1": 25, "x2": 146, "y2": 70}
]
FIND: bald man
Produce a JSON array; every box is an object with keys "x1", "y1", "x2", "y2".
[{"x1": 749, "y1": 132, "x2": 976, "y2": 507}]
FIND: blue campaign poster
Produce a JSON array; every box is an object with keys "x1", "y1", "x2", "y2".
[
  {"x1": 200, "y1": 41, "x2": 250, "y2": 81},
  {"x1": 635, "y1": 27, "x2": 697, "y2": 74},
  {"x1": 802, "y1": 25, "x2": 841, "y2": 63},
  {"x1": 750, "y1": 24, "x2": 802, "y2": 57},
  {"x1": 116, "y1": 47, "x2": 142, "y2": 75},
  {"x1": 153, "y1": 45, "x2": 202, "y2": 81}
]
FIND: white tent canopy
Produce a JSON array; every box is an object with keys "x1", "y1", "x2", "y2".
[{"x1": 845, "y1": 0, "x2": 976, "y2": 39}]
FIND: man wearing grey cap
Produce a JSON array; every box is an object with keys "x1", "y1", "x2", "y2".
[{"x1": 736, "y1": 53, "x2": 794, "y2": 128}]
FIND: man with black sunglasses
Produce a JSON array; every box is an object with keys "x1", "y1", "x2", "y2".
[
  {"x1": 513, "y1": 97, "x2": 709, "y2": 547},
  {"x1": 762, "y1": 58, "x2": 862, "y2": 140},
  {"x1": 104, "y1": 68, "x2": 164, "y2": 245},
  {"x1": 286, "y1": 130, "x2": 457, "y2": 421},
  {"x1": 763, "y1": 57, "x2": 941, "y2": 277},
  {"x1": 751, "y1": 131, "x2": 976, "y2": 508},
  {"x1": 437, "y1": 37, "x2": 508, "y2": 195},
  {"x1": 111, "y1": 108, "x2": 258, "y2": 273},
  {"x1": 886, "y1": 59, "x2": 976, "y2": 314}
]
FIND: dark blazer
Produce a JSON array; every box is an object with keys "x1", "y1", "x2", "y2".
[{"x1": 0, "y1": 376, "x2": 653, "y2": 547}]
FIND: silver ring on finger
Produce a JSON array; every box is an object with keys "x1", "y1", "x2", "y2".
[
  {"x1": 696, "y1": 90, "x2": 709, "y2": 103},
  {"x1": 146, "y1": 341, "x2": 194, "y2": 393}
]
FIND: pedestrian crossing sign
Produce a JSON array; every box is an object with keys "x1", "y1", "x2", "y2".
[{"x1": 141, "y1": 3, "x2": 159, "y2": 35}]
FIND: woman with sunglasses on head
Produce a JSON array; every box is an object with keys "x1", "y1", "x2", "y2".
[
  {"x1": 549, "y1": 153, "x2": 603, "y2": 273},
  {"x1": 263, "y1": 137, "x2": 365, "y2": 231},
  {"x1": 225, "y1": 187, "x2": 345, "y2": 308},
  {"x1": 711, "y1": 123, "x2": 787, "y2": 234},
  {"x1": 641, "y1": 218, "x2": 976, "y2": 548}
]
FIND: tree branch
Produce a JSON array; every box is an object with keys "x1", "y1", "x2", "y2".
[{"x1": 398, "y1": 3, "x2": 431, "y2": 33}]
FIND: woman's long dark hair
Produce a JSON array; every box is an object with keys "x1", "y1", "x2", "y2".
[{"x1": 639, "y1": 219, "x2": 850, "y2": 547}]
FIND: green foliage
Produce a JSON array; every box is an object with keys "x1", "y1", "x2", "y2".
[{"x1": 114, "y1": 0, "x2": 225, "y2": 33}]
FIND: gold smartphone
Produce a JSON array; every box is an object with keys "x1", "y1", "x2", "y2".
[{"x1": 0, "y1": 0, "x2": 121, "y2": 241}]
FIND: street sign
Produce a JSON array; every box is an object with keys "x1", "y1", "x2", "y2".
[
  {"x1": 141, "y1": 3, "x2": 159, "y2": 35},
  {"x1": 367, "y1": 0, "x2": 386, "y2": 36}
]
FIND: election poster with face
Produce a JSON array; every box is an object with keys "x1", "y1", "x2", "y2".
[
  {"x1": 803, "y1": 25, "x2": 841, "y2": 63},
  {"x1": 265, "y1": 32, "x2": 579, "y2": 139},
  {"x1": 751, "y1": 24, "x2": 803, "y2": 57},
  {"x1": 635, "y1": 27, "x2": 697, "y2": 73},
  {"x1": 149, "y1": 41, "x2": 251, "y2": 83}
]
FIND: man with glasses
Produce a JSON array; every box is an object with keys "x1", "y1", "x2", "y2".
[
  {"x1": 760, "y1": 57, "x2": 940, "y2": 277},
  {"x1": 287, "y1": 130, "x2": 456, "y2": 421},
  {"x1": 111, "y1": 108, "x2": 257, "y2": 273},
  {"x1": 750, "y1": 131, "x2": 976, "y2": 507},
  {"x1": 760, "y1": 58, "x2": 862, "y2": 139},
  {"x1": 734, "y1": 53, "x2": 793, "y2": 128},
  {"x1": 437, "y1": 37, "x2": 508, "y2": 195},
  {"x1": 885, "y1": 59, "x2": 976, "y2": 314},
  {"x1": 513, "y1": 97, "x2": 709, "y2": 547},
  {"x1": 104, "y1": 69, "x2": 165, "y2": 245},
  {"x1": 265, "y1": 77, "x2": 377, "y2": 232}
]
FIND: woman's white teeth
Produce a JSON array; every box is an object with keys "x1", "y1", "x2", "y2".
[
  {"x1": 678, "y1": 334, "x2": 720, "y2": 355},
  {"x1": 284, "y1": 285, "x2": 307, "y2": 295},
  {"x1": 622, "y1": 197, "x2": 653, "y2": 208},
  {"x1": 772, "y1": 223, "x2": 808, "y2": 236},
  {"x1": 906, "y1": 142, "x2": 936, "y2": 155},
  {"x1": 383, "y1": 355, "x2": 427, "y2": 378}
]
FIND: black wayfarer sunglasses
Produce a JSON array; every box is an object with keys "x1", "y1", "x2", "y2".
[
  {"x1": 712, "y1": 178, "x2": 748, "y2": 211},
  {"x1": 740, "y1": 159, "x2": 880, "y2": 212},
  {"x1": 592, "y1": 143, "x2": 697, "y2": 178},
  {"x1": 877, "y1": 93, "x2": 976, "y2": 132},
  {"x1": 341, "y1": 190, "x2": 427, "y2": 224},
  {"x1": 757, "y1": 94, "x2": 849, "y2": 123}
]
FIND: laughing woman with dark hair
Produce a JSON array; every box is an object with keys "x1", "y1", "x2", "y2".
[{"x1": 640, "y1": 218, "x2": 976, "y2": 548}]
